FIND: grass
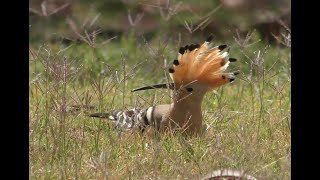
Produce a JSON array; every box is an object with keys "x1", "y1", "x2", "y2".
[
  {"x1": 29, "y1": 30, "x2": 290, "y2": 179},
  {"x1": 29, "y1": 1, "x2": 290, "y2": 178}
]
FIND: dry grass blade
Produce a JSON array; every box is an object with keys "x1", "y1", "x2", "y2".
[
  {"x1": 66, "y1": 16, "x2": 87, "y2": 42},
  {"x1": 48, "y1": 3, "x2": 70, "y2": 16},
  {"x1": 159, "y1": 0, "x2": 182, "y2": 21},
  {"x1": 234, "y1": 29, "x2": 261, "y2": 48},
  {"x1": 66, "y1": 15, "x2": 102, "y2": 47},
  {"x1": 181, "y1": 4, "x2": 222, "y2": 33},
  {"x1": 184, "y1": 20, "x2": 193, "y2": 34},
  {"x1": 89, "y1": 13, "x2": 101, "y2": 27},
  {"x1": 30, "y1": 0, "x2": 70, "y2": 17},
  {"x1": 127, "y1": 10, "x2": 144, "y2": 27},
  {"x1": 41, "y1": 0, "x2": 48, "y2": 16}
]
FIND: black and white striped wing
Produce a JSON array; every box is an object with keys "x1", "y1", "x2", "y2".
[
  {"x1": 108, "y1": 108, "x2": 145, "y2": 129},
  {"x1": 90, "y1": 107, "x2": 153, "y2": 131}
]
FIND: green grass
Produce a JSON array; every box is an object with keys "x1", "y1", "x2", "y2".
[{"x1": 29, "y1": 24, "x2": 290, "y2": 179}]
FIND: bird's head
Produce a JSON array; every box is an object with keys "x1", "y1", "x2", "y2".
[{"x1": 131, "y1": 35, "x2": 239, "y2": 103}]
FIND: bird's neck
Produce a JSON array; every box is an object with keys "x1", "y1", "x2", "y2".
[{"x1": 169, "y1": 96, "x2": 203, "y2": 135}]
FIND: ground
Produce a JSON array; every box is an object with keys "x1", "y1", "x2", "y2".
[{"x1": 29, "y1": 0, "x2": 291, "y2": 179}]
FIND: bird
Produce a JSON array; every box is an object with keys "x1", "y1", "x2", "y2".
[{"x1": 89, "y1": 35, "x2": 239, "y2": 136}]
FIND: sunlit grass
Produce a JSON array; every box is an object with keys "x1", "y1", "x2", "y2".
[{"x1": 29, "y1": 26, "x2": 290, "y2": 179}]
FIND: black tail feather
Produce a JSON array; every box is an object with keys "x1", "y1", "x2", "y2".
[{"x1": 89, "y1": 113, "x2": 110, "y2": 118}]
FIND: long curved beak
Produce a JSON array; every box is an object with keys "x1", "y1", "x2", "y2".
[{"x1": 131, "y1": 83, "x2": 175, "y2": 92}]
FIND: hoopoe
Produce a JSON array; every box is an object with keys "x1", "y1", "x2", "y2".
[{"x1": 89, "y1": 35, "x2": 238, "y2": 135}]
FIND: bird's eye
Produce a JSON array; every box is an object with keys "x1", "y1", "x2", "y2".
[{"x1": 186, "y1": 87, "x2": 193, "y2": 92}]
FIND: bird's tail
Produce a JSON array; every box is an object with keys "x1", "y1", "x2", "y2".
[
  {"x1": 89, "y1": 108, "x2": 149, "y2": 130},
  {"x1": 89, "y1": 112, "x2": 110, "y2": 119}
]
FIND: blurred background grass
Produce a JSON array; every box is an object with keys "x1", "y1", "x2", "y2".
[
  {"x1": 29, "y1": 0, "x2": 290, "y2": 86},
  {"x1": 29, "y1": 0, "x2": 290, "y2": 44},
  {"x1": 29, "y1": 0, "x2": 291, "y2": 179}
]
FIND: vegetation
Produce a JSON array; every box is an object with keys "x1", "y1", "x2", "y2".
[{"x1": 29, "y1": 0, "x2": 291, "y2": 179}]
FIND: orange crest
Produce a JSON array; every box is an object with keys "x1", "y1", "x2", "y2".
[{"x1": 169, "y1": 36, "x2": 238, "y2": 89}]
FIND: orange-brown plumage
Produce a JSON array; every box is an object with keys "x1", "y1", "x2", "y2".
[{"x1": 170, "y1": 40, "x2": 233, "y2": 90}]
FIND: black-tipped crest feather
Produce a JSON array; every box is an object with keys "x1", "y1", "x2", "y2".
[
  {"x1": 173, "y1": 59, "x2": 179, "y2": 65},
  {"x1": 229, "y1": 58, "x2": 237, "y2": 62},
  {"x1": 218, "y1": 44, "x2": 227, "y2": 50},
  {"x1": 169, "y1": 68, "x2": 175, "y2": 73},
  {"x1": 179, "y1": 47, "x2": 185, "y2": 54}
]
